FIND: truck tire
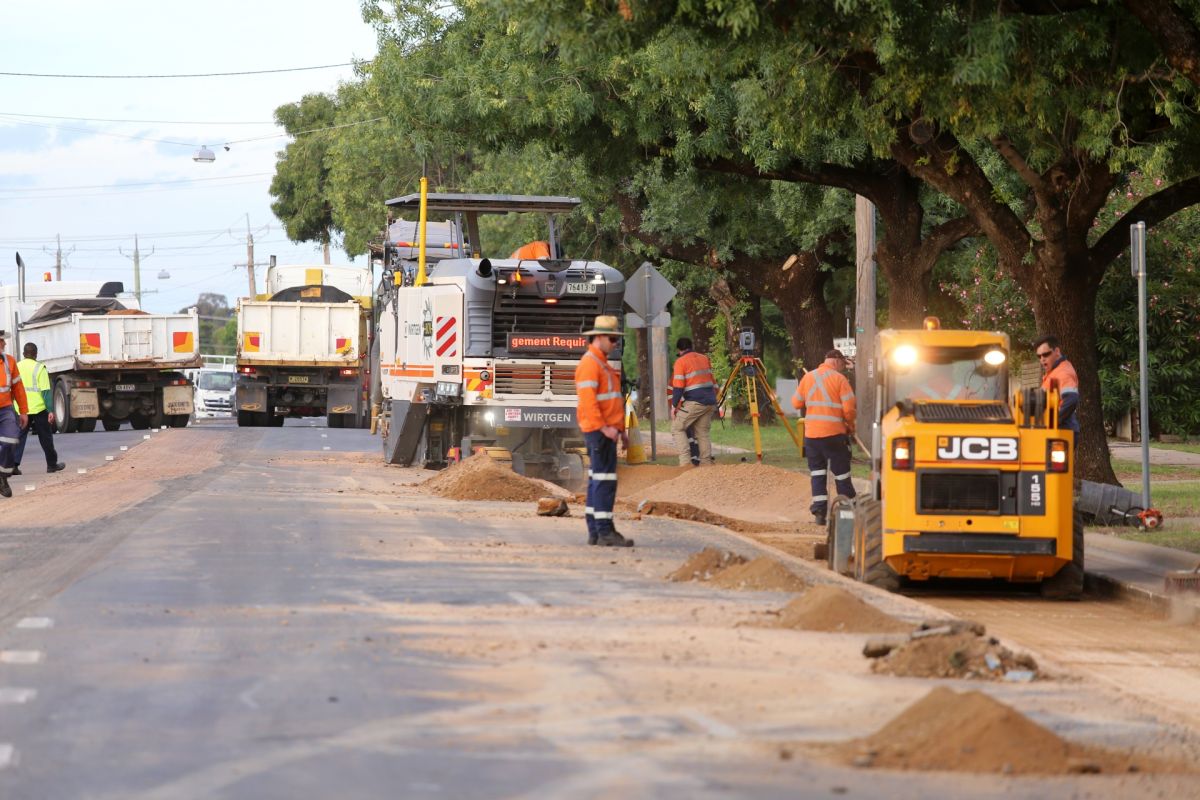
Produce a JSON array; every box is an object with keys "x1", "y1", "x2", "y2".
[
  {"x1": 237, "y1": 410, "x2": 254, "y2": 427},
  {"x1": 130, "y1": 413, "x2": 151, "y2": 430},
  {"x1": 168, "y1": 414, "x2": 189, "y2": 428},
  {"x1": 270, "y1": 413, "x2": 285, "y2": 427},
  {"x1": 101, "y1": 416, "x2": 122, "y2": 432},
  {"x1": 76, "y1": 418, "x2": 97, "y2": 433},
  {"x1": 53, "y1": 382, "x2": 77, "y2": 433},
  {"x1": 1040, "y1": 512, "x2": 1085, "y2": 600},
  {"x1": 854, "y1": 497, "x2": 900, "y2": 592},
  {"x1": 327, "y1": 413, "x2": 344, "y2": 429}
]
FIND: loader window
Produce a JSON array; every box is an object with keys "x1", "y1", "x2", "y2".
[{"x1": 888, "y1": 346, "x2": 1005, "y2": 406}]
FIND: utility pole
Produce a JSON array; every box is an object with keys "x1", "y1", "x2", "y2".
[
  {"x1": 43, "y1": 234, "x2": 74, "y2": 281},
  {"x1": 119, "y1": 234, "x2": 154, "y2": 306},
  {"x1": 233, "y1": 214, "x2": 273, "y2": 298},
  {"x1": 854, "y1": 195, "x2": 877, "y2": 454}
]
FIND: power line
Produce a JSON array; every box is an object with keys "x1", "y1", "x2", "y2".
[
  {"x1": 0, "y1": 62, "x2": 363, "y2": 79},
  {"x1": 224, "y1": 116, "x2": 386, "y2": 145}
]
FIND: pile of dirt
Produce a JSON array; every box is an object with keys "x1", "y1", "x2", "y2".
[
  {"x1": 636, "y1": 500, "x2": 780, "y2": 533},
  {"x1": 870, "y1": 627, "x2": 1038, "y2": 681},
  {"x1": 667, "y1": 547, "x2": 747, "y2": 582},
  {"x1": 631, "y1": 463, "x2": 814, "y2": 525},
  {"x1": 616, "y1": 464, "x2": 690, "y2": 499},
  {"x1": 842, "y1": 687, "x2": 1149, "y2": 775},
  {"x1": 771, "y1": 585, "x2": 911, "y2": 634},
  {"x1": 709, "y1": 557, "x2": 807, "y2": 592},
  {"x1": 420, "y1": 454, "x2": 572, "y2": 502}
]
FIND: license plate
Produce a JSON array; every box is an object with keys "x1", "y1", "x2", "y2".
[
  {"x1": 115, "y1": 384, "x2": 136, "y2": 392},
  {"x1": 287, "y1": 375, "x2": 310, "y2": 384},
  {"x1": 566, "y1": 282, "x2": 597, "y2": 294}
]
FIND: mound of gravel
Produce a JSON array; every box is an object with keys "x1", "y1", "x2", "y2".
[
  {"x1": 420, "y1": 454, "x2": 572, "y2": 502},
  {"x1": 870, "y1": 627, "x2": 1038, "y2": 681},
  {"x1": 632, "y1": 463, "x2": 813, "y2": 525},
  {"x1": 667, "y1": 547, "x2": 747, "y2": 582},
  {"x1": 708, "y1": 557, "x2": 807, "y2": 592},
  {"x1": 772, "y1": 585, "x2": 911, "y2": 634}
]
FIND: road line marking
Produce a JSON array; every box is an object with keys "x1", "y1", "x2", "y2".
[
  {"x1": 105, "y1": 455, "x2": 114, "y2": 461},
  {"x1": 678, "y1": 709, "x2": 740, "y2": 740},
  {"x1": 16, "y1": 617, "x2": 52, "y2": 629},
  {"x1": 372, "y1": 501, "x2": 389, "y2": 512},
  {"x1": 0, "y1": 651, "x2": 43, "y2": 665},
  {"x1": 507, "y1": 592, "x2": 540, "y2": 607},
  {"x1": 120, "y1": 446, "x2": 129, "y2": 451},
  {"x1": 0, "y1": 744, "x2": 14, "y2": 769},
  {"x1": 0, "y1": 689, "x2": 36, "y2": 704}
]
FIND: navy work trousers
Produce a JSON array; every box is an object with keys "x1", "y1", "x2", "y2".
[
  {"x1": 806, "y1": 434, "x2": 856, "y2": 516},
  {"x1": 584, "y1": 429, "x2": 618, "y2": 542},
  {"x1": 0, "y1": 405, "x2": 21, "y2": 476},
  {"x1": 15, "y1": 410, "x2": 57, "y2": 469}
]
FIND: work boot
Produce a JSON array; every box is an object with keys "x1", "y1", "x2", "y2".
[
  {"x1": 588, "y1": 533, "x2": 598, "y2": 546},
  {"x1": 596, "y1": 531, "x2": 634, "y2": 548},
  {"x1": 813, "y1": 514, "x2": 827, "y2": 527},
  {"x1": 47, "y1": 463, "x2": 65, "y2": 473},
  {"x1": 0, "y1": 476, "x2": 10, "y2": 498},
  {"x1": 11, "y1": 466, "x2": 20, "y2": 476}
]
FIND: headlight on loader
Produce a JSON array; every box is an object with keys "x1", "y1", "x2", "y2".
[
  {"x1": 984, "y1": 349, "x2": 1007, "y2": 366},
  {"x1": 891, "y1": 345, "x2": 918, "y2": 369}
]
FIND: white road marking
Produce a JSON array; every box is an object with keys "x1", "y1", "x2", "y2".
[
  {"x1": 372, "y1": 501, "x2": 389, "y2": 512},
  {"x1": 120, "y1": 446, "x2": 129, "y2": 451},
  {"x1": 143, "y1": 434, "x2": 151, "y2": 440},
  {"x1": 16, "y1": 617, "x2": 52, "y2": 629},
  {"x1": 322, "y1": 446, "x2": 331, "y2": 451},
  {"x1": 677, "y1": 709, "x2": 740, "y2": 740},
  {"x1": 0, "y1": 651, "x2": 43, "y2": 665},
  {"x1": 23, "y1": 485, "x2": 34, "y2": 492},
  {"x1": 105, "y1": 456, "x2": 114, "y2": 461},
  {"x1": 0, "y1": 744, "x2": 14, "y2": 769},
  {"x1": 0, "y1": 689, "x2": 36, "y2": 704},
  {"x1": 507, "y1": 592, "x2": 540, "y2": 608},
  {"x1": 76, "y1": 468, "x2": 87, "y2": 474}
]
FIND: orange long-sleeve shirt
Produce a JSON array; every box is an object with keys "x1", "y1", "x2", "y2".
[
  {"x1": 0, "y1": 353, "x2": 28, "y2": 414},
  {"x1": 792, "y1": 364, "x2": 855, "y2": 438},
  {"x1": 575, "y1": 344, "x2": 625, "y2": 433}
]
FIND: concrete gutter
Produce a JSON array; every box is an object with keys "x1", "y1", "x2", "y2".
[{"x1": 1084, "y1": 532, "x2": 1200, "y2": 614}]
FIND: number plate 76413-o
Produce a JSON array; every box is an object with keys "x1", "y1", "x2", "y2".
[
  {"x1": 287, "y1": 375, "x2": 310, "y2": 384},
  {"x1": 115, "y1": 384, "x2": 136, "y2": 392}
]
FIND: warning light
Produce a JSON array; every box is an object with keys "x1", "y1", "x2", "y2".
[
  {"x1": 512, "y1": 269, "x2": 522, "y2": 285},
  {"x1": 43, "y1": 272, "x2": 53, "y2": 282},
  {"x1": 544, "y1": 298, "x2": 558, "y2": 304},
  {"x1": 923, "y1": 316, "x2": 941, "y2": 330}
]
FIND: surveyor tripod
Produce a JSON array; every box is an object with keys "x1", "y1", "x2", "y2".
[{"x1": 716, "y1": 355, "x2": 805, "y2": 463}]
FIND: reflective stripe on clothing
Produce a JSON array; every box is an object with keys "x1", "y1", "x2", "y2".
[
  {"x1": 671, "y1": 350, "x2": 718, "y2": 406},
  {"x1": 1042, "y1": 356, "x2": 1080, "y2": 432},
  {"x1": 806, "y1": 434, "x2": 856, "y2": 516},
  {"x1": 17, "y1": 359, "x2": 49, "y2": 415},
  {"x1": 575, "y1": 345, "x2": 625, "y2": 433},
  {"x1": 0, "y1": 354, "x2": 27, "y2": 415},
  {"x1": 792, "y1": 365, "x2": 856, "y2": 438}
]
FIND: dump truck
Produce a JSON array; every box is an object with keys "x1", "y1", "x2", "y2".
[
  {"x1": 374, "y1": 192, "x2": 625, "y2": 485},
  {"x1": 234, "y1": 265, "x2": 370, "y2": 427},
  {"x1": 17, "y1": 297, "x2": 201, "y2": 432},
  {"x1": 827, "y1": 318, "x2": 1084, "y2": 598}
]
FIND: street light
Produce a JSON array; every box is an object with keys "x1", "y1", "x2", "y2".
[
  {"x1": 157, "y1": 269, "x2": 171, "y2": 280},
  {"x1": 193, "y1": 145, "x2": 216, "y2": 163}
]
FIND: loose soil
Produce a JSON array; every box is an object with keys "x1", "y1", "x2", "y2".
[
  {"x1": 616, "y1": 464, "x2": 690, "y2": 499},
  {"x1": 636, "y1": 500, "x2": 782, "y2": 533},
  {"x1": 871, "y1": 631, "x2": 1038, "y2": 680},
  {"x1": 841, "y1": 686, "x2": 1162, "y2": 775},
  {"x1": 666, "y1": 547, "x2": 747, "y2": 582},
  {"x1": 708, "y1": 556, "x2": 807, "y2": 592},
  {"x1": 631, "y1": 463, "x2": 813, "y2": 525},
  {"x1": 770, "y1": 585, "x2": 911, "y2": 634},
  {"x1": 420, "y1": 454, "x2": 571, "y2": 502}
]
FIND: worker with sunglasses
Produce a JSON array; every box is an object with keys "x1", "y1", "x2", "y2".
[{"x1": 1035, "y1": 335, "x2": 1080, "y2": 434}]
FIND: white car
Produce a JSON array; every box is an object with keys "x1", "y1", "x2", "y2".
[{"x1": 194, "y1": 369, "x2": 235, "y2": 418}]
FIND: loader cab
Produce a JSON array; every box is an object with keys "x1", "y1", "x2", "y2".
[{"x1": 884, "y1": 342, "x2": 1009, "y2": 406}]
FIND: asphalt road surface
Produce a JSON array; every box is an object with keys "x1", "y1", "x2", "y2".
[{"x1": 0, "y1": 420, "x2": 1197, "y2": 799}]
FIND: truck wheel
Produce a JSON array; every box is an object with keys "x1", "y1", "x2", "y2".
[
  {"x1": 53, "y1": 382, "x2": 77, "y2": 433},
  {"x1": 270, "y1": 413, "x2": 285, "y2": 427},
  {"x1": 854, "y1": 497, "x2": 900, "y2": 592},
  {"x1": 130, "y1": 413, "x2": 151, "y2": 430},
  {"x1": 237, "y1": 410, "x2": 254, "y2": 427},
  {"x1": 76, "y1": 419, "x2": 97, "y2": 433},
  {"x1": 1041, "y1": 512, "x2": 1085, "y2": 600},
  {"x1": 327, "y1": 413, "x2": 344, "y2": 429},
  {"x1": 168, "y1": 415, "x2": 189, "y2": 428},
  {"x1": 101, "y1": 416, "x2": 122, "y2": 432}
]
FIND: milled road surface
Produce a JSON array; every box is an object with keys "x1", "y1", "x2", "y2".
[{"x1": 0, "y1": 422, "x2": 1198, "y2": 798}]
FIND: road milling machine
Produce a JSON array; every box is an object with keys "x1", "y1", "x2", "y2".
[
  {"x1": 827, "y1": 318, "x2": 1085, "y2": 599},
  {"x1": 373, "y1": 192, "x2": 625, "y2": 486}
]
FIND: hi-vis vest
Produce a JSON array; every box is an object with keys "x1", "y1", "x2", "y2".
[
  {"x1": 671, "y1": 350, "x2": 718, "y2": 406},
  {"x1": 17, "y1": 358, "x2": 49, "y2": 415},
  {"x1": 575, "y1": 344, "x2": 625, "y2": 433},
  {"x1": 792, "y1": 364, "x2": 855, "y2": 438},
  {"x1": 0, "y1": 353, "x2": 27, "y2": 414}
]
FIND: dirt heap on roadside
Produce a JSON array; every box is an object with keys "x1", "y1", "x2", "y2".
[
  {"x1": 667, "y1": 547, "x2": 747, "y2": 582},
  {"x1": 616, "y1": 464, "x2": 690, "y2": 499},
  {"x1": 420, "y1": 454, "x2": 572, "y2": 502},
  {"x1": 667, "y1": 550, "x2": 806, "y2": 592},
  {"x1": 771, "y1": 585, "x2": 911, "y2": 634},
  {"x1": 841, "y1": 687, "x2": 1150, "y2": 775},
  {"x1": 632, "y1": 463, "x2": 814, "y2": 525},
  {"x1": 871, "y1": 627, "x2": 1038, "y2": 681}
]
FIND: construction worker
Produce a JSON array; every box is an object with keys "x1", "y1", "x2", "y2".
[
  {"x1": 1035, "y1": 335, "x2": 1080, "y2": 433},
  {"x1": 792, "y1": 349, "x2": 857, "y2": 526},
  {"x1": 575, "y1": 315, "x2": 633, "y2": 548},
  {"x1": 15, "y1": 343, "x2": 65, "y2": 476},
  {"x1": 0, "y1": 330, "x2": 29, "y2": 499},
  {"x1": 670, "y1": 337, "x2": 718, "y2": 467}
]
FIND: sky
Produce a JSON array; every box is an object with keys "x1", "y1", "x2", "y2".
[{"x1": 0, "y1": 1, "x2": 379, "y2": 314}]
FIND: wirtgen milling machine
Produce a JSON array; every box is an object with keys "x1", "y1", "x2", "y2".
[
  {"x1": 374, "y1": 192, "x2": 625, "y2": 486},
  {"x1": 828, "y1": 318, "x2": 1084, "y2": 599}
]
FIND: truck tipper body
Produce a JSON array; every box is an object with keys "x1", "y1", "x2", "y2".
[{"x1": 234, "y1": 265, "x2": 370, "y2": 427}]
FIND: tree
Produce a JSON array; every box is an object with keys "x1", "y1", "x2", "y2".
[
  {"x1": 269, "y1": 93, "x2": 340, "y2": 259},
  {"x1": 179, "y1": 293, "x2": 232, "y2": 355}
]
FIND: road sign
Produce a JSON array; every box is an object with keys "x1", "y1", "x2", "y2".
[
  {"x1": 833, "y1": 337, "x2": 857, "y2": 357},
  {"x1": 625, "y1": 311, "x2": 670, "y2": 329},
  {"x1": 625, "y1": 262, "x2": 676, "y2": 319}
]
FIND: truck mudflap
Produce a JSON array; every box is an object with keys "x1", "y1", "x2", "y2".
[
  {"x1": 383, "y1": 400, "x2": 426, "y2": 466},
  {"x1": 163, "y1": 385, "x2": 193, "y2": 416},
  {"x1": 69, "y1": 387, "x2": 100, "y2": 419},
  {"x1": 326, "y1": 384, "x2": 360, "y2": 416},
  {"x1": 236, "y1": 383, "x2": 269, "y2": 412}
]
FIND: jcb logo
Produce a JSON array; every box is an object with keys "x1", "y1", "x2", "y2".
[{"x1": 936, "y1": 436, "x2": 1018, "y2": 461}]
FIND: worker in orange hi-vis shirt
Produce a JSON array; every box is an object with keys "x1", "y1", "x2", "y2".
[
  {"x1": 0, "y1": 330, "x2": 30, "y2": 498},
  {"x1": 575, "y1": 315, "x2": 633, "y2": 548}
]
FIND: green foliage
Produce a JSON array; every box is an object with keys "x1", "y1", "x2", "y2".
[{"x1": 269, "y1": 94, "x2": 341, "y2": 247}]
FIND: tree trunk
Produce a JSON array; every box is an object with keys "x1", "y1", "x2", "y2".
[
  {"x1": 1026, "y1": 265, "x2": 1119, "y2": 485},
  {"x1": 680, "y1": 291, "x2": 713, "y2": 355},
  {"x1": 635, "y1": 327, "x2": 651, "y2": 419}
]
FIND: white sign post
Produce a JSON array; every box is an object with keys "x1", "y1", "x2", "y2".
[{"x1": 625, "y1": 263, "x2": 677, "y2": 462}]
